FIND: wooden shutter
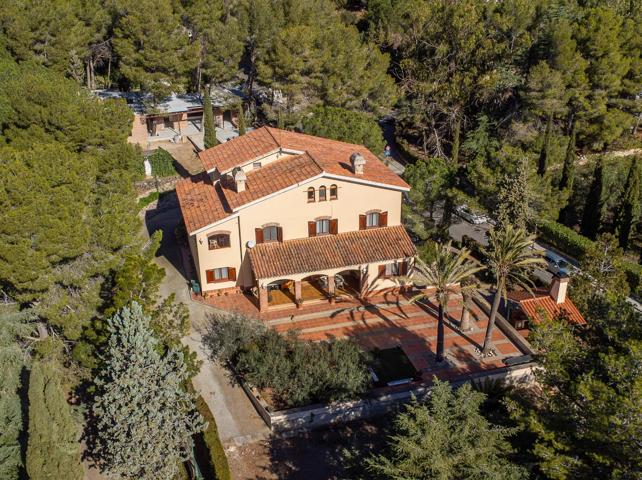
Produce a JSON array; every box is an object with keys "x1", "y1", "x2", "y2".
[
  {"x1": 359, "y1": 214, "x2": 366, "y2": 230},
  {"x1": 277, "y1": 226, "x2": 283, "y2": 242},
  {"x1": 255, "y1": 228, "x2": 264, "y2": 244},
  {"x1": 228, "y1": 267, "x2": 236, "y2": 281},
  {"x1": 330, "y1": 219, "x2": 338, "y2": 235},
  {"x1": 378, "y1": 265, "x2": 386, "y2": 277},
  {"x1": 308, "y1": 221, "x2": 316, "y2": 237},
  {"x1": 380, "y1": 211, "x2": 388, "y2": 227},
  {"x1": 399, "y1": 261, "x2": 408, "y2": 275},
  {"x1": 206, "y1": 270, "x2": 215, "y2": 283}
]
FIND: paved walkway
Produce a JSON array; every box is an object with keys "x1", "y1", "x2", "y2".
[{"x1": 144, "y1": 207, "x2": 269, "y2": 446}]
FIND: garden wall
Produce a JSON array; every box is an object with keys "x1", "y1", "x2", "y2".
[{"x1": 242, "y1": 362, "x2": 536, "y2": 433}]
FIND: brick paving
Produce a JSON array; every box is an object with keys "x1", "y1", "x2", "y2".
[{"x1": 195, "y1": 290, "x2": 526, "y2": 383}]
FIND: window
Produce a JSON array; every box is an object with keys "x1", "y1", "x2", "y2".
[
  {"x1": 385, "y1": 263, "x2": 400, "y2": 276},
  {"x1": 263, "y1": 225, "x2": 278, "y2": 242},
  {"x1": 319, "y1": 186, "x2": 327, "y2": 201},
  {"x1": 330, "y1": 184, "x2": 338, "y2": 200},
  {"x1": 316, "y1": 219, "x2": 330, "y2": 235},
  {"x1": 253, "y1": 162, "x2": 262, "y2": 169},
  {"x1": 205, "y1": 266, "x2": 236, "y2": 283},
  {"x1": 207, "y1": 233, "x2": 230, "y2": 250},
  {"x1": 366, "y1": 212, "x2": 380, "y2": 228},
  {"x1": 307, "y1": 187, "x2": 315, "y2": 202},
  {"x1": 213, "y1": 267, "x2": 229, "y2": 280}
]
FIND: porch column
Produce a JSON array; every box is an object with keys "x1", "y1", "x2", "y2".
[
  {"x1": 359, "y1": 266, "x2": 368, "y2": 299},
  {"x1": 327, "y1": 275, "x2": 336, "y2": 303},
  {"x1": 258, "y1": 285, "x2": 269, "y2": 312},
  {"x1": 294, "y1": 280, "x2": 302, "y2": 308}
]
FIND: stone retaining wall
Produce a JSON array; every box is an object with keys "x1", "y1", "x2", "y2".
[{"x1": 135, "y1": 175, "x2": 181, "y2": 196}]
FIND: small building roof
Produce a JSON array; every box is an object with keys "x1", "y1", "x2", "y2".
[
  {"x1": 247, "y1": 225, "x2": 416, "y2": 279},
  {"x1": 508, "y1": 289, "x2": 586, "y2": 326}
]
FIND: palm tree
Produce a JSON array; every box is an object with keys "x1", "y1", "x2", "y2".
[
  {"x1": 459, "y1": 277, "x2": 480, "y2": 332},
  {"x1": 411, "y1": 242, "x2": 484, "y2": 362},
  {"x1": 481, "y1": 225, "x2": 545, "y2": 355}
]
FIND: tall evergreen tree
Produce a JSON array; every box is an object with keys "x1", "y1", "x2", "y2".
[
  {"x1": 365, "y1": 380, "x2": 525, "y2": 479},
  {"x1": 559, "y1": 123, "x2": 577, "y2": 191},
  {"x1": 237, "y1": 103, "x2": 246, "y2": 135},
  {"x1": 26, "y1": 358, "x2": 83, "y2": 480},
  {"x1": 538, "y1": 114, "x2": 554, "y2": 176},
  {"x1": 203, "y1": 88, "x2": 217, "y2": 149},
  {"x1": 0, "y1": 307, "x2": 32, "y2": 480},
  {"x1": 495, "y1": 160, "x2": 530, "y2": 231},
  {"x1": 614, "y1": 157, "x2": 641, "y2": 249},
  {"x1": 92, "y1": 303, "x2": 204, "y2": 480},
  {"x1": 581, "y1": 156, "x2": 606, "y2": 240}
]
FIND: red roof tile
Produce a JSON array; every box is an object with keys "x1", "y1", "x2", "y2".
[
  {"x1": 515, "y1": 292, "x2": 586, "y2": 326},
  {"x1": 198, "y1": 127, "x2": 280, "y2": 173},
  {"x1": 175, "y1": 174, "x2": 231, "y2": 233},
  {"x1": 247, "y1": 225, "x2": 416, "y2": 279}
]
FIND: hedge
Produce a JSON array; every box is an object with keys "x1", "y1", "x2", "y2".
[
  {"x1": 148, "y1": 148, "x2": 177, "y2": 177},
  {"x1": 536, "y1": 218, "x2": 641, "y2": 294},
  {"x1": 194, "y1": 395, "x2": 231, "y2": 480}
]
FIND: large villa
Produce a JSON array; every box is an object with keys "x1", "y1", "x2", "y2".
[{"x1": 176, "y1": 127, "x2": 417, "y2": 312}]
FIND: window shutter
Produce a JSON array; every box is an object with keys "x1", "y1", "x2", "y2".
[
  {"x1": 400, "y1": 261, "x2": 408, "y2": 275},
  {"x1": 206, "y1": 270, "x2": 215, "y2": 283},
  {"x1": 228, "y1": 267, "x2": 236, "y2": 281},
  {"x1": 277, "y1": 226, "x2": 283, "y2": 242},
  {"x1": 255, "y1": 228, "x2": 264, "y2": 244},
  {"x1": 380, "y1": 211, "x2": 388, "y2": 227},
  {"x1": 308, "y1": 221, "x2": 316, "y2": 237},
  {"x1": 378, "y1": 265, "x2": 386, "y2": 277},
  {"x1": 330, "y1": 219, "x2": 338, "y2": 235},
  {"x1": 359, "y1": 214, "x2": 366, "y2": 230}
]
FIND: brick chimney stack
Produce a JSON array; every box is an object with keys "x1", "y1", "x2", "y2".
[{"x1": 549, "y1": 273, "x2": 569, "y2": 304}]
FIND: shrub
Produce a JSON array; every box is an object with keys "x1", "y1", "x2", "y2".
[
  {"x1": 148, "y1": 148, "x2": 177, "y2": 177},
  {"x1": 194, "y1": 395, "x2": 231, "y2": 480},
  {"x1": 205, "y1": 313, "x2": 372, "y2": 408},
  {"x1": 623, "y1": 262, "x2": 642, "y2": 296},
  {"x1": 138, "y1": 191, "x2": 160, "y2": 208}
]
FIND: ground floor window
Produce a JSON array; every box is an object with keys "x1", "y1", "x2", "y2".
[
  {"x1": 385, "y1": 263, "x2": 400, "y2": 276},
  {"x1": 206, "y1": 267, "x2": 236, "y2": 283}
]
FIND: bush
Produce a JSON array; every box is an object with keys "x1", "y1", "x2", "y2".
[
  {"x1": 205, "y1": 313, "x2": 372, "y2": 408},
  {"x1": 623, "y1": 262, "x2": 642, "y2": 296},
  {"x1": 138, "y1": 191, "x2": 160, "y2": 208},
  {"x1": 194, "y1": 395, "x2": 231, "y2": 480},
  {"x1": 148, "y1": 148, "x2": 177, "y2": 177}
]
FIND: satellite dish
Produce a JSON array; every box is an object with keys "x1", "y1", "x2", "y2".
[{"x1": 246, "y1": 240, "x2": 256, "y2": 248}]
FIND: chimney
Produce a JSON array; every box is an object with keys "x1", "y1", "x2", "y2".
[
  {"x1": 549, "y1": 273, "x2": 569, "y2": 304},
  {"x1": 233, "y1": 168, "x2": 246, "y2": 193},
  {"x1": 350, "y1": 152, "x2": 366, "y2": 175}
]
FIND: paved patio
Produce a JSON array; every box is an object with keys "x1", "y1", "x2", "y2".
[{"x1": 197, "y1": 290, "x2": 527, "y2": 383}]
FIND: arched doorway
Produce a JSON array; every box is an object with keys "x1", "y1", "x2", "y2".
[
  {"x1": 335, "y1": 270, "x2": 361, "y2": 298},
  {"x1": 266, "y1": 279, "x2": 296, "y2": 307},
  {"x1": 301, "y1": 274, "x2": 329, "y2": 301}
]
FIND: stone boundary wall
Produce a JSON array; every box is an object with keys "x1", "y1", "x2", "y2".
[
  {"x1": 242, "y1": 362, "x2": 536, "y2": 433},
  {"x1": 135, "y1": 175, "x2": 181, "y2": 196}
]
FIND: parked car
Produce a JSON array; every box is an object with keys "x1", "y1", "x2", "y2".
[
  {"x1": 455, "y1": 205, "x2": 487, "y2": 225},
  {"x1": 544, "y1": 251, "x2": 572, "y2": 276}
]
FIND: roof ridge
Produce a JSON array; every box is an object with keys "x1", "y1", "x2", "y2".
[
  {"x1": 264, "y1": 126, "x2": 283, "y2": 148},
  {"x1": 304, "y1": 150, "x2": 325, "y2": 172}
]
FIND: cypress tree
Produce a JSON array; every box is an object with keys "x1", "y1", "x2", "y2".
[
  {"x1": 203, "y1": 88, "x2": 217, "y2": 149},
  {"x1": 495, "y1": 160, "x2": 530, "y2": 231},
  {"x1": 614, "y1": 158, "x2": 641, "y2": 249},
  {"x1": 26, "y1": 359, "x2": 83, "y2": 480},
  {"x1": 277, "y1": 108, "x2": 285, "y2": 129},
  {"x1": 559, "y1": 124, "x2": 577, "y2": 191},
  {"x1": 92, "y1": 303, "x2": 204, "y2": 480},
  {"x1": 581, "y1": 156, "x2": 605, "y2": 240},
  {"x1": 538, "y1": 114, "x2": 553, "y2": 176},
  {"x1": 237, "y1": 103, "x2": 246, "y2": 136}
]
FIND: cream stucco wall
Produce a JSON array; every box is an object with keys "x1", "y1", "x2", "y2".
[{"x1": 192, "y1": 175, "x2": 406, "y2": 293}]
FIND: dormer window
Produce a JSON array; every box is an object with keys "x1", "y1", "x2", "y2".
[
  {"x1": 330, "y1": 184, "x2": 338, "y2": 200},
  {"x1": 263, "y1": 225, "x2": 279, "y2": 242},
  {"x1": 307, "y1": 187, "x2": 315, "y2": 203},
  {"x1": 316, "y1": 219, "x2": 330, "y2": 235},
  {"x1": 319, "y1": 186, "x2": 327, "y2": 202},
  {"x1": 366, "y1": 212, "x2": 380, "y2": 228}
]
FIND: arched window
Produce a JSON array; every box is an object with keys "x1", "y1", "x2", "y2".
[
  {"x1": 330, "y1": 184, "x2": 338, "y2": 200},
  {"x1": 319, "y1": 186, "x2": 327, "y2": 201},
  {"x1": 207, "y1": 233, "x2": 231, "y2": 250},
  {"x1": 307, "y1": 187, "x2": 315, "y2": 203}
]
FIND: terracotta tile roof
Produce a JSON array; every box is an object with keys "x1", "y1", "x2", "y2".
[
  {"x1": 198, "y1": 126, "x2": 409, "y2": 190},
  {"x1": 175, "y1": 174, "x2": 231, "y2": 233},
  {"x1": 198, "y1": 127, "x2": 280, "y2": 173},
  {"x1": 247, "y1": 225, "x2": 416, "y2": 279},
  {"x1": 222, "y1": 153, "x2": 323, "y2": 210},
  {"x1": 509, "y1": 290, "x2": 586, "y2": 326}
]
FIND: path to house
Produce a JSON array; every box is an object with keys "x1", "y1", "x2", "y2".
[{"x1": 143, "y1": 206, "x2": 270, "y2": 446}]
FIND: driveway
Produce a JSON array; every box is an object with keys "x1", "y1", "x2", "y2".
[{"x1": 144, "y1": 207, "x2": 269, "y2": 446}]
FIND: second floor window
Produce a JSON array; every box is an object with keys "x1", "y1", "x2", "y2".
[
  {"x1": 307, "y1": 187, "x2": 315, "y2": 202},
  {"x1": 366, "y1": 212, "x2": 380, "y2": 228},
  {"x1": 319, "y1": 186, "x2": 327, "y2": 201},
  {"x1": 263, "y1": 225, "x2": 279, "y2": 242},
  {"x1": 316, "y1": 219, "x2": 330, "y2": 235},
  {"x1": 330, "y1": 184, "x2": 338, "y2": 200},
  {"x1": 207, "y1": 233, "x2": 230, "y2": 250}
]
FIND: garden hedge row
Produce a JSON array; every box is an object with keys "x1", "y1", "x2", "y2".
[
  {"x1": 536, "y1": 218, "x2": 641, "y2": 294},
  {"x1": 195, "y1": 395, "x2": 231, "y2": 480}
]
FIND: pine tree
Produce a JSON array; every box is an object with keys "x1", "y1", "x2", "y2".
[
  {"x1": 92, "y1": 303, "x2": 204, "y2": 480},
  {"x1": 495, "y1": 160, "x2": 530, "y2": 231},
  {"x1": 0, "y1": 308, "x2": 32, "y2": 480},
  {"x1": 559, "y1": 124, "x2": 577, "y2": 191},
  {"x1": 26, "y1": 359, "x2": 83, "y2": 480},
  {"x1": 237, "y1": 103, "x2": 246, "y2": 135},
  {"x1": 614, "y1": 157, "x2": 641, "y2": 249},
  {"x1": 203, "y1": 88, "x2": 217, "y2": 149},
  {"x1": 365, "y1": 380, "x2": 525, "y2": 479},
  {"x1": 581, "y1": 156, "x2": 606, "y2": 240}
]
